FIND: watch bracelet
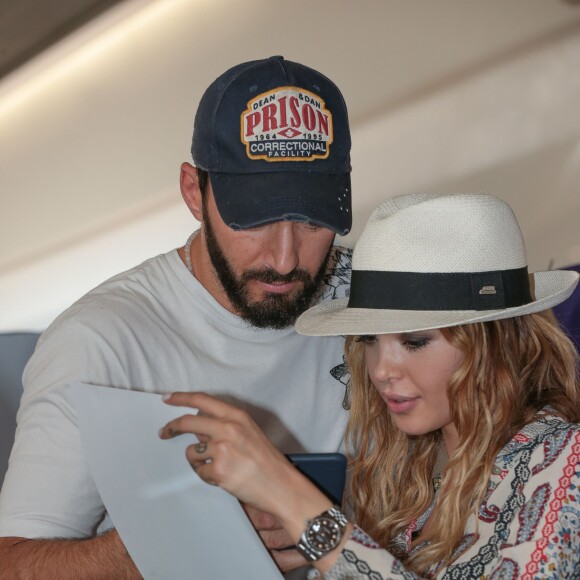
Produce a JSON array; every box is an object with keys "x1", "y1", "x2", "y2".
[{"x1": 297, "y1": 505, "x2": 348, "y2": 562}]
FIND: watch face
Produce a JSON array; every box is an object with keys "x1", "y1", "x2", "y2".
[{"x1": 307, "y1": 516, "x2": 342, "y2": 551}]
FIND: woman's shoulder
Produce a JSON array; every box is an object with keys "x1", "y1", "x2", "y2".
[
  {"x1": 495, "y1": 410, "x2": 579, "y2": 469},
  {"x1": 523, "y1": 409, "x2": 579, "y2": 439}
]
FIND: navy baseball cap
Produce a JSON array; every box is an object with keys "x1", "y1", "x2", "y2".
[{"x1": 191, "y1": 56, "x2": 352, "y2": 235}]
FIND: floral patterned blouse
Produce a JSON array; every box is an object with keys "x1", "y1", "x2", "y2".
[{"x1": 324, "y1": 411, "x2": 580, "y2": 579}]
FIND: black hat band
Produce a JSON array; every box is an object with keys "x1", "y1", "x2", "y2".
[{"x1": 347, "y1": 267, "x2": 532, "y2": 311}]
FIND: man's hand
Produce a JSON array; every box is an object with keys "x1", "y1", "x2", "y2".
[{"x1": 244, "y1": 505, "x2": 307, "y2": 572}]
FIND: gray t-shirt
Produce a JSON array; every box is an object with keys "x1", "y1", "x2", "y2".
[{"x1": 0, "y1": 245, "x2": 352, "y2": 539}]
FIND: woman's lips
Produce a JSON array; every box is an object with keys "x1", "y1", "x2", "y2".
[{"x1": 383, "y1": 394, "x2": 420, "y2": 414}]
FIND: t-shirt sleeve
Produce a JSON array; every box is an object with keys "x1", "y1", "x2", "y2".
[{"x1": 0, "y1": 317, "x2": 124, "y2": 538}]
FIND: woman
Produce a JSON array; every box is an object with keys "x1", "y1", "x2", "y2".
[{"x1": 160, "y1": 193, "x2": 580, "y2": 578}]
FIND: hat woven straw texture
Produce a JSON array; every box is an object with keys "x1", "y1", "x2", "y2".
[{"x1": 296, "y1": 193, "x2": 579, "y2": 336}]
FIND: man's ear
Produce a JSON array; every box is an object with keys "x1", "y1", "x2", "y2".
[{"x1": 180, "y1": 162, "x2": 203, "y2": 222}]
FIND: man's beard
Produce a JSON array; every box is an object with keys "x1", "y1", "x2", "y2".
[{"x1": 202, "y1": 201, "x2": 331, "y2": 330}]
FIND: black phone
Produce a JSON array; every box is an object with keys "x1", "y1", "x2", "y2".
[{"x1": 286, "y1": 452, "x2": 347, "y2": 505}]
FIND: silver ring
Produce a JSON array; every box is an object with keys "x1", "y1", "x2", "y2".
[{"x1": 194, "y1": 442, "x2": 208, "y2": 454}]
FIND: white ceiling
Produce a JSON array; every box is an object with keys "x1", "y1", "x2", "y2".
[
  {"x1": 1, "y1": 0, "x2": 580, "y2": 329},
  {"x1": 0, "y1": 0, "x2": 126, "y2": 80}
]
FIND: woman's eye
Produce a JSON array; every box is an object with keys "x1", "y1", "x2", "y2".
[
  {"x1": 356, "y1": 335, "x2": 377, "y2": 345},
  {"x1": 403, "y1": 336, "x2": 430, "y2": 351}
]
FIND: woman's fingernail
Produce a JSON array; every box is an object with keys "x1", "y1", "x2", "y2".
[
  {"x1": 162, "y1": 393, "x2": 171, "y2": 401},
  {"x1": 159, "y1": 427, "x2": 174, "y2": 438}
]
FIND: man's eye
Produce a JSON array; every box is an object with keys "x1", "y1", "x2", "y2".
[{"x1": 356, "y1": 335, "x2": 377, "y2": 345}]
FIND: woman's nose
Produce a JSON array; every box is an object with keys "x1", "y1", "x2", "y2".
[{"x1": 368, "y1": 341, "x2": 403, "y2": 384}]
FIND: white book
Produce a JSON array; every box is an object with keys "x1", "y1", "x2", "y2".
[{"x1": 70, "y1": 382, "x2": 284, "y2": 580}]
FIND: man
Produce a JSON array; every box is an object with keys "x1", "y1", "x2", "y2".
[{"x1": 0, "y1": 56, "x2": 352, "y2": 578}]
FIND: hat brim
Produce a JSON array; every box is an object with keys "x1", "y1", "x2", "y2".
[
  {"x1": 296, "y1": 270, "x2": 579, "y2": 336},
  {"x1": 209, "y1": 171, "x2": 351, "y2": 236}
]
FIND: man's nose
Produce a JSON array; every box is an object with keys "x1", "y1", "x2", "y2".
[{"x1": 265, "y1": 222, "x2": 300, "y2": 276}]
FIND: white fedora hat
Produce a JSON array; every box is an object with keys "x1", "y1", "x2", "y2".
[{"x1": 296, "y1": 193, "x2": 579, "y2": 336}]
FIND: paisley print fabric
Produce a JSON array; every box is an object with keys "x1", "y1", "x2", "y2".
[{"x1": 324, "y1": 412, "x2": 580, "y2": 579}]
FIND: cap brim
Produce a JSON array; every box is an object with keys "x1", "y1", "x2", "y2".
[
  {"x1": 209, "y1": 171, "x2": 351, "y2": 236},
  {"x1": 295, "y1": 270, "x2": 580, "y2": 336}
]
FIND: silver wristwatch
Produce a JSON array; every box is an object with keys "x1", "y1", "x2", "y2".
[{"x1": 297, "y1": 506, "x2": 348, "y2": 562}]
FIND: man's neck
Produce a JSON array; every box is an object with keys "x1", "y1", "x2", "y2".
[{"x1": 179, "y1": 231, "x2": 237, "y2": 315}]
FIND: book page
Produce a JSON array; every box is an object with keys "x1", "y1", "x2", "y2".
[{"x1": 70, "y1": 382, "x2": 283, "y2": 580}]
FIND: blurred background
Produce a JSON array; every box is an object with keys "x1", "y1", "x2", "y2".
[{"x1": 1, "y1": 0, "x2": 580, "y2": 331}]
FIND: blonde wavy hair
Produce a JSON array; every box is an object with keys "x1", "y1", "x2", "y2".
[{"x1": 344, "y1": 312, "x2": 580, "y2": 574}]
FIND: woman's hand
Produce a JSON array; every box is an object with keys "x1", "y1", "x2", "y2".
[
  {"x1": 159, "y1": 392, "x2": 349, "y2": 574},
  {"x1": 158, "y1": 392, "x2": 308, "y2": 515}
]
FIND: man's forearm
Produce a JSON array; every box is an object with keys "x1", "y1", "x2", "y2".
[{"x1": 0, "y1": 529, "x2": 142, "y2": 580}]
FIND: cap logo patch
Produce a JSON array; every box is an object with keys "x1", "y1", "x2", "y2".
[{"x1": 241, "y1": 87, "x2": 333, "y2": 162}]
